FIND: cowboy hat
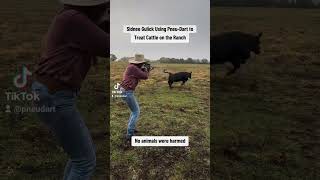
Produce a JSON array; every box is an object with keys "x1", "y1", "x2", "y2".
[
  {"x1": 129, "y1": 54, "x2": 146, "y2": 64},
  {"x1": 60, "y1": 0, "x2": 109, "y2": 6}
]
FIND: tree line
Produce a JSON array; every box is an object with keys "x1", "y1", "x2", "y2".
[
  {"x1": 110, "y1": 54, "x2": 209, "y2": 64},
  {"x1": 157, "y1": 57, "x2": 209, "y2": 64},
  {"x1": 211, "y1": 0, "x2": 320, "y2": 8}
]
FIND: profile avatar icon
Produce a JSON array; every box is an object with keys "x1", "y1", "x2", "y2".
[{"x1": 5, "y1": 105, "x2": 11, "y2": 113}]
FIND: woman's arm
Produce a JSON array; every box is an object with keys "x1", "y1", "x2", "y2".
[
  {"x1": 68, "y1": 12, "x2": 109, "y2": 58},
  {"x1": 130, "y1": 65, "x2": 149, "y2": 80}
]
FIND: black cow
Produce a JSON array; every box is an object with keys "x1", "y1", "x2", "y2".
[
  {"x1": 211, "y1": 31, "x2": 262, "y2": 75},
  {"x1": 163, "y1": 69, "x2": 192, "y2": 88}
]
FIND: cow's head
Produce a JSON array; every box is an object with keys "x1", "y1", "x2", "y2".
[{"x1": 251, "y1": 32, "x2": 262, "y2": 54}]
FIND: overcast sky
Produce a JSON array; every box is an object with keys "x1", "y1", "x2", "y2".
[{"x1": 111, "y1": 0, "x2": 210, "y2": 60}]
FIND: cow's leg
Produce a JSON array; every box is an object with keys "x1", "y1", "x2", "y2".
[
  {"x1": 168, "y1": 81, "x2": 173, "y2": 89},
  {"x1": 226, "y1": 61, "x2": 240, "y2": 76},
  {"x1": 181, "y1": 81, "x2": 186, "y2": 86}
]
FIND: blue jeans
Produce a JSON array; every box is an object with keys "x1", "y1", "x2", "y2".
[
  {"x1": 121, "y1": 87, "x2": 140, "y2": 138},
  {"x1": 31, "y1": 81, "x2": 96, "y2": 180}
]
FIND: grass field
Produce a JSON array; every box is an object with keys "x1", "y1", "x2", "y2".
[
  {"x1": 0, "y1": 1, "x2": 109, "y2": 179},
  {"x1": 110, "y1": 62, "x2": 210, "y2": 179},
  {"x1": 212, "y1": 7, "x2": 320, "y2": 179}
]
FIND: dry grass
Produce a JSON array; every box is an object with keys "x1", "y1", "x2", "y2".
[{"x1": 110, "y1": 62, "x2": 210, "y2": 179}]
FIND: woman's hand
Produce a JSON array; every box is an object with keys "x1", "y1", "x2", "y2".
[
  {"x1": 97, "y1": 15, "x2": 109, "y2": 33},
  {"x1": 141, "y1": 67, "x2": 148, "y2": 72},
  {"x1": 97, "y1": 8, "x2": 109, "y2": 33},
  {"x1": 141, "y1": 63, "x2": 153, "y2": 72}
]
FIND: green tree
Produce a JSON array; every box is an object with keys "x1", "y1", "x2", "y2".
[
  {"x1": 201, "y1": 59, "x2": 209, "y2": 64},
  {"x1": 110, "y1": 54, "x2": 117, "y2": 61}
]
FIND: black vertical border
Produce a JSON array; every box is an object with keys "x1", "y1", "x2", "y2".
[
  {"x1": 210, "y1": 2, "x2": 214, "y2": 179},
  {"x1": 105, "y1": 1, "x2": 111, "y2": 178}
]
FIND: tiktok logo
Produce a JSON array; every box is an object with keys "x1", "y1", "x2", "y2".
[
  {"x1": 13, "y1": 65, "x2": 32, "y2": 89},
  {"x1": 114, "y1": 83, "x2": 120, "y2": 90}
]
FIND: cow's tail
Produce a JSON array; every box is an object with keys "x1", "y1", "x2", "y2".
[{"x1": 163, "y1": 69, "x2": 172, "y2": 75}]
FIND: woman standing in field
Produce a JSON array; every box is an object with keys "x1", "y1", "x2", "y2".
[
  {"x1": 120, "y1": 54, "x2": 151, "y2": 143},
  {"x1": 32, "y1": 0, "x2": 109, "y2": 179}
]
